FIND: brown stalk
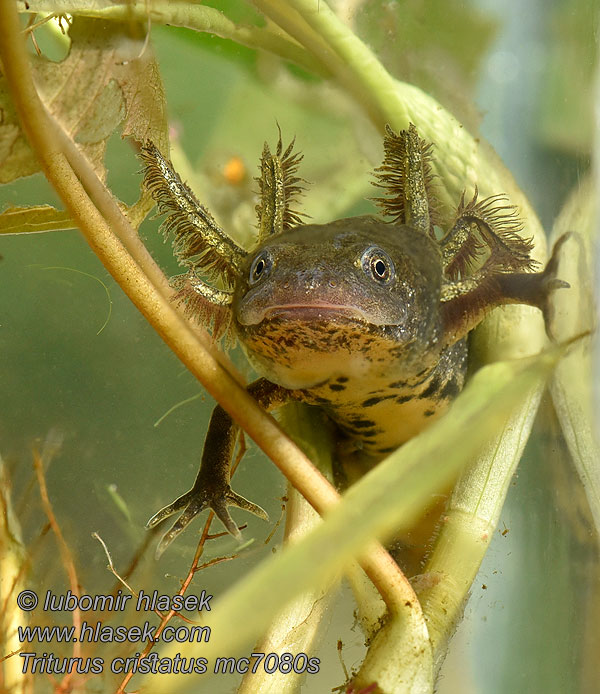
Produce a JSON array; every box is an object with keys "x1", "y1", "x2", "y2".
[
  {"x1": 0, "y1": 1, "x2": 415, "y2": 622},
  {"x1": 32, "y1": 447, "x2": 83, "y2": 692}
]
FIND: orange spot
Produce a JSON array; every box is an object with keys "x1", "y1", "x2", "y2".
[{"x1": 223, "y1": 156, "x2": 246, "y2": 185}]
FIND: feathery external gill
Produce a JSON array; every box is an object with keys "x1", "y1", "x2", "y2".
[
  {"x1": 141, "y1": 142, "x2": 247, "y2": 286},
  {"x1": 441, "y1": 188, "x2": 537, "y2": 280},
  {"x1": 170, "y1": 272, "x2": 233, "y2": 341},
  {"x1": 255, "y1": 131, "x2": 307, "y2": 242},
  {"x1": 373, "y1": 123, "x2": 438, "y2": 237}
]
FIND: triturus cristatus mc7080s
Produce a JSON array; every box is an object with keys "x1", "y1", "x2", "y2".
[{"x1": 141, "y1": 125, "x2": 566, "y2": 556}]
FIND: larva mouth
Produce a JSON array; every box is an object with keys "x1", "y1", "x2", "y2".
[{"x1": 262, "y1": 302, "x2": 368, "y2": 323}]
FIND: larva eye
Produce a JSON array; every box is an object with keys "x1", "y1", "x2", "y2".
[
  {"x1": 361, "y1": 246, "x2": 395, "y2": 285},
  {"x1": 249, "y1": 250, "x2": 273, "y2": 285}
]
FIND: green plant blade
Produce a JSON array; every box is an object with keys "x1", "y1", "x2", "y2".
[
  {"x1": 148, "y1": 349, "x2": 560, "y2": 693},
  {"x1": 0, "y1": 204, "x2": 74, "y2": 234},
  {"x1": 548, "y1": 175, "x2": 599, "y2": 533}
]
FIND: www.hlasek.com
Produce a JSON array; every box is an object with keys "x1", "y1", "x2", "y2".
[{"x1": 15, "y1": 589, "x2": 321, "y2": 676}]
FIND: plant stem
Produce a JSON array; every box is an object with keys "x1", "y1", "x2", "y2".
[
  {"x1": 418, "y1": 384, "x2": 544, "y2": 664},
  {"x1": 237, "y1": 405, "x2": 335, "y2": 694},
  {"x1": 259, "y1": 0, "x2": 547, "y2": 255},
  {"x1": 0, "y1": 0, "x2": 413, "y2": 618},
  {"x1": 17, "y1": 0, "x2": 325, "y2": 75},
  {"x1": 150, "y1": 351, "x2": 557, "y2": 694},
  {"x1": 45, "y1": 101, "x2": 170, "y2": 293},
  {"x1": 257, "y1": 2, "x2": 555, "y2": 669},
  {"x1": 549, "y1": 176, "x2": 600, "y2": 534}
]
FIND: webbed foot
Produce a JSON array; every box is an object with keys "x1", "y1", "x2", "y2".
[{"x1": 147, "y1": 484, "x2": 268, "y2": 558}]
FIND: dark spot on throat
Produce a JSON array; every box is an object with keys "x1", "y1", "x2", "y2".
[
  {"x1": 440, "y1": 378, "x2": 460, "y2": 400},
  {"x1": 361, "y1": 394, "x2": 395, "y2": 407},
  {"x1": 388, "y1": 380, "x2": 408, "y2": 388},
  {"x1": 350, "y1": 419, "x2": 377, "y2": 428},
  {"x1": 419, "y1": 377, "x2": 441, "y2": 399}
]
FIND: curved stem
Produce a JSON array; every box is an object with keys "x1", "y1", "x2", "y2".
[
  {"x1": 259, "y1": 0, "x2": 547, "y2": 261},
  {"x1": 0, "y1": 0, "x2": 412, "y2": 616},
  {"x1": 45, "y1": 101, "x2": 170, "y2": 293},
  {"x1": 252, "y1": 0, "x2": 383, "y2": 124},
  {"x1": 18, "y1": 0, "x2": 325, "y2": 76},
  {"x1": 419, "y1": 384, "x2": 544, "y2": 663}
]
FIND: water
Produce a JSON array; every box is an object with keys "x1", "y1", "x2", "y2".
[{"x1": 1, "y1": 2, "x2": 597, "y2": 692}]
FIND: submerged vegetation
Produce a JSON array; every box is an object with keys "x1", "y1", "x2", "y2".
[{"x1": 0, "y1": 1, "x2": 597, "y2": 693}]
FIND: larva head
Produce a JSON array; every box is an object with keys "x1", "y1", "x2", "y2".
[{"x1": 232, "y1": 217, "x2": 445, "y2": 389}]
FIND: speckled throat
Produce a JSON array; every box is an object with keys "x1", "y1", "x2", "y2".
[{"x1": 239, "y1": 316, "x2": 467, "y2": 455}]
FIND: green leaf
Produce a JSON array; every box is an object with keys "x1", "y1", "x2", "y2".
[
  {"x1": 0, "y1": 16, "x2": 168, "y2": 185},
  {"x1": 548, "y1": 176, "x2": 600, "y2": 534},
  {"x1": 148, "y1": 349, "x2": 560, "y2": 693},
  {"x1": 0, "y1": 205, "x2": 74, "y2": 234},
  {"x1": 419, "y1": 381, "x2": 545, "y2": 660}
]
